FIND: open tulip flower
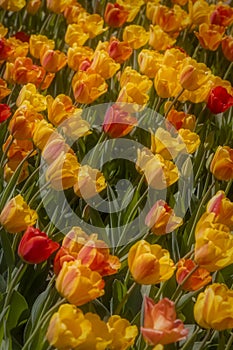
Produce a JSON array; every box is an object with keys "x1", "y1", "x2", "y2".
[{"x1": 1, "y1": 1, "x2": 233, "y2": 349}]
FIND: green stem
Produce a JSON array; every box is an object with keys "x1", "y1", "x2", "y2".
[
  {"x1": 114, "y1": 282, "x2": 137, "y2": 315},
  {"x1": 22, "y1": 298, "x2": 66, "y2": 350},
  {"x1": 225, "y1": 332, "x2": 233, "y2": 350},
  {"x1": 164, "y1": 88, "x2": 185, "y2": 118},
  {"x1": 179, "y1": 327, "x2": 200, "y2": 350},
  {"x1": 223, "y1": 61, "x2": 233, "y2": 80},
  {"x1": 195, "y1": 329, "x2": 212, "y2": 350},
  {"x1": 3, "y1": 263, "x2": 27, "y2": 309},
  {"x1": 225, "y1": 179, "x2": 232, "y2": 196},
  {"x1": 28, "y1": 181, "x2": 50, "y2": 207}
]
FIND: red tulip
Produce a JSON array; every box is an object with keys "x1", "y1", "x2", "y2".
[
  {"x1": 104, "y1": 3, "x2": 128, "y2": 28},
  {"x1": 0, "y1": 104, "x2": 11, "y2": 123},
  {"x1": 18, "y1": 226, "x2": 60, "y2": 264},
  {"x1": 207, "y1": 86, "x2": 233, "y2": 114}
]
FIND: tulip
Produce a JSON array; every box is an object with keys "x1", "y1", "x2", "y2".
[
  {"x1": 207, "y1": 86, "x2": 233, "y2": 114},
  {"x1": 145, "y1": 200, "x2": 183, "y2": 235},
  {"x1": 108, "y1": 37, "x2": 133, "y2": 64},
  {"x1": 77, "y1": 12, "x2": 107, "y2": 39},
  {"x1": 0, "y1": 103, "x2": 11, "y2": 123},
  {"x1": 46, "y1": 304, "x2": 92, "y2": 349},
  {"x1": 63, "y1": 3, "x2": 85, "y2": 24},
  {"x1": 65, "y1": 24, "x2": 89, "y2": 47},
  {"x1": 123, "y1": 25, "x2": 149, "y2": 49},
  {"x1": 180, "y1": 60, "x2": 210, "y2": 91},
  {"x1": 188, "y1": 0, "x2": 211, "y2": 25},
  {"x1": 194, "y1": 283, "x2": 233, "y2": 330},
  {"x1": 18, "y1": 226, "x2": 59, "y2": 264},
  {"x1": 46, "y1": 0, "x2": 74, "y2": 14},
  {"x1": 117, "y1": 0, "x2": 144, "y2": 22},
  {"x1": 194, "y1": 220, "x2": 233, "y2": 272},
  {"x1": 103, "y1": 104, "x2": 138, "y2": 138},
  {"x1": 138, "y1": 49, "x2": 163, "y2": 78},
  {"x1": 56, "y1": 260, "x2": 105, "y2": 306},
  {"x1": 117, "y1": 83, "x2": 150, "y2": 107},
  {"x1": 149, "y1": 25, "x2": 176, "y2": 51},
  {"x1": 72, "y1": 71, "x2": 108, "y2": 104},
  {"x1": 178, "y1": 129, "x2": 200, "y2": 154},
  {"x1": 67, "y1": 45, "x2": 93, "y2": 71},
  {"x1": 128, "y1": 240, "x2": 175, "y2": 285},
  {"x1": 166, "y1": 109, "x2": 196, "y2": 131},
  {"x1": 0, "y1": 38, "x2": 13, "y2": 61},
  {"x1": 5, "y1": 37, "x2": 29, "y2": 63},
  {"x1": 141, "y1": 296, "x2": 188, "y2": 345},
  {"x1": 60, "y1": 113, "x2": 91, "y2": 140},
  {"x1": 222, "y1": 36, "x2": 233, "y2": 62},
  {"x1": 46, "y1": 94, "x2": 76, "y2": 126},
  {"x1": 107, "y1": 315, "x2": 138, "y2": 350},
  {"x1": 210, "y1": 146, "x2": 233, "y2": 181},
  {"x1": 26, "y1": 0, "x2": 41, "y2": 14},
  {"x1": 0, "y1": 0, "x2": 26, "y2": 11},
  {"x1": 74, "y1": 165, "x2": 107, "y2": 199},
  {"x1": 0, "y1": 194, "x2": 38, "y2": 233},
  {"x1": 120, "y1": 66, "x2": 152, "y2": 91},
  {"x1": 46, "y1": 151, "x2": 80, "y2": 190},
  {"x1": 148, "y1": 4, "x2": 185, "y2": 34},
  {"x1": 16, "y1": 83, "x2": 47, "y2": 112},
  {"x1": 87, "y1": 49, "x2": 120, "y2": 80},
  {"x1": 195, "y1": 24, "x2": 225, "y2": 51},
  {"x1": 0, "y1": 78, "x2": 11, "y2": 100},
  {"x1": 104, "y1": 3, "x2": 128, "y2": 28},
  {"x1": 210, "y1": 4, "x2": 233, "y2": 27},
  {"x1": 154, "y1": 66, "x2": 181, "y2": 98},
  {"x1": 29, "y1": 34, "x2": 54, "y2": 59},
  {"x1": 206, "y1": 191, "x2": 233, "y2": 229},
  {"x1": 176, "y1": 259, "x2": 211, "y2": 291},
  {"x1": 32, "y1": 119, "x2": 55, "y2": 150},
  {"x1": 40, "y1": 48, "x2": 67, "y2": 73}
]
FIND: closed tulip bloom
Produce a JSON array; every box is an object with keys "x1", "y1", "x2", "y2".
[
  {"x1": 74, "y1": 165, "x2": 107, "y2": 199},
  {"x1": 65, "y1": 24, "x2": 89, "y2": 47},
  {"x1": 63, "y1": 3, "x2": 85, "y2": 24},
  {"x1": 46, "y1": 94, "x2": 76, "y2": 126},
  {"x1": 176, "y1": 259, "x2": 211, "y2": 291},
  {"x1": 207, "y1": 191, "x2": 233, "y2": 229},
  {"x1": 123, "y1": 25, "x2": 149, "y2": 49},
  {"x1": 46, "y1": 151, "x2": 79, "y2": 190},
  {"x1": 210, "y1": 4, "x2": 233, "y2": 27},
  {"x1": 166, "y1": 109, "x2": 196, "y2": 131},
  {"x1": 32, "y1": 119, "x2": 55, "y2": 150},
  {"x1": 56, "y1": 260, "x2": 105, "y2": 306},
  {"x1": 194, "y1": 221, "x2": 233, "y2": 272},
  {"x1": 108, "y1": 37, "x2": 132, "y2": 64},
  {"x1": 18, "y1": 226, "x2": 59, "y2": 264},
  {"x1": 29, "y1": 34, "x2": 54, "y2": 59},
  {"x1": 145, "y1": 200, "x2": 183, "y2": 235},
  {"x1": 222, "y1": 36, "x2": 233, "y2": 62},
  {"x1": 188, "y1": 0, "x2": 211, "y2": 25},
  {"x1": 46, "y1": 304, "x2": 92, "y2": 349},
  {"x1": 210, "y1": 146, "x2": 233, "y2": 181},
  {"x1": 149, "y1": 25, "x2": 176, "y2": 51},
  {"x1": 180, "y1": 59, "x2": 210, "y2": 91},
  {"x1": 42, "y1": 135, "x2": 71, "y2": 164},
  {"x1": 0, "y1": 103, "x2": 11, "y2": 123},
  {"x1": 61, "y1": 113, "x2": 91, "y2": 140},
  {"x1": 194, "y1": 283, "x2": 233, "y2": 330},
  {"x1": 103, "y1": 104, "x2": 138, "y2": 138},
  {"x1": 72, "y1": 71, "x2": 108, "y2": 104},
  {"x1": 178, "y1": 129, "x2": 200, "y2": 154},
  {"x1": 107, "y1": 315, "x2": 138, "y2": 350},
  {"x1": 154, "y1": 66, "x2": 181, "y2": 98},
  {"x1": 87, "y1": 49, "x2": 120, "y2": 80},
  {"x1": 0, "y1": 194, "x2": 38, "y2": 233},
  {"x1": 67, "y1": 45, "x2": 93, "y2": 71},
  {"x1": 141, "y1": 296, "x2": 188, "y2": 345},
  {"x1": 40, "y1": 48, "x2": 67, "y2": 73},
  {"x1": 138, "y1": 49, "x2": 163, "y2": 78},
  {"x1": 8, "y1": 102, "x2": 43, "y2": 139},
  {"x1": 46, "y1": 0, "x2": 74, "y2": 14},
  {"x1": 0, "y1": 0, "x2": 26, "y2": 11},
  {"x1": 195, "y1": 24, "x2": 225, "y2": 51},
  {"x1": 26, "y1": 0, "x2": 41, "y2": 14},
  {"x1": 104, "y1": 3, "x2": 128, "y2": 27},
  {"x1": 128, "y1": 240, "x2": 175, "y2": 285},
  {"x1": 207, "y1": 86, "x2": 233, "y2": 114}
]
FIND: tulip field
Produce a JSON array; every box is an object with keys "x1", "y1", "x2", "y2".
[{"x1": 0, "y1": 0, "x2": 233, "y2": 349}]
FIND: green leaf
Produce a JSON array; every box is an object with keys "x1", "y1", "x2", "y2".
[
  {"x1": 7, "y1": 290, "x2": 28, "y2": 330},
  {"x1": 111, "y1": 279, "x2": 127, "y2": 314},
  {"x1": 0, "y1": 228, "x2": 15, "y2": 270}
]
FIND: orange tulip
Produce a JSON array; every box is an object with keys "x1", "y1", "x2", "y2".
[
  {"x1": 176, "y1": 259, "x2": 211, "y2": 291},
  {"x1": 195, "y1": 24, "x2": 225, "y2": 51},
  {"x1": 104, "y1": 2, "x2": 128, "y2": 28},
  {"x1": 222, "y1": 36, "x2": 233, "y2": 62},
  {"x1": 210, "y1": 4, "x2": 233, "y2": 27},
  {"x1": 67, "y1": 45, "x2": 93, "y2": 71},
  {"x1": 40, "y1": 48, "x2": 67, "y2": 73},
  {"x1": 141, "y1": 296, "x2": 188, "y2": 345},
  {"x1": 108, "y1": 37, "x2": 132, "y2": 64},
  {"x1": 0, "y1": 78, "x2": 11, "y2": 100},
  {"x1": 26, "y1": 0, "x2": 41, "y2": 14},
  {"x1": 166, "y1": 109, "x2": 196, "y2": 131},
  {"x1": 145, "y1": 200, "x2": 183, "y2": 235},
  {"x1": 206, "y1": 191, "x2": 233, "y2": 229}
]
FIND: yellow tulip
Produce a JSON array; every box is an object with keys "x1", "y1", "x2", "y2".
[
  {"x1": 117, "y1": 0, "x2": 144, "y2": 22},
  {"x1": 120, "y1": 66, "x2": 152, "y2": 92},
  {"x1": 178, "y1": 128, "x2": 200, "y2": 154},
  {"x1": 149, "y1": 25, "x2": 176, "y2": 51},
  {"x1": 128, "y1": 240, "x2": 175, "y2": 284},
  {"x1": 107, "y1": 315, "x2": 138, "y2": 350},
  {"x1": 0, "y1": 194, "x2": 38, "y2": 233},
  {"x1": 154, "y1": 66, "x2": 181, "y2": 98},
  {"x1": 32, "y1": 119, "x2": 56, "y2": 151},
  {"x1": 88, "y1": 49, "x2": 120, "y2": 80},
  {"x1": 0, "y1": 0, "x2": 26, "y2": 11},
  {"x1": 16, "y1": 83, "x2": 47, "y2": 112},
  {"x1": 195, "y1": 23, "x2": 225, "y2": 51},
  {"x1": 46, "y1": 304, "x2": 92, "y2": 349},
  {"x1": 77, "y1": 12, "x2": 107, "y2": 39},
  {"x1": 138, "y1": 49, "x2": 163, "y2": 78},
  {"x1": 67, "y1": 44, "x2": 93, "y2": 71},
  {"x1": 56, "y1": 260, "x2": 105, "y2": 306},
  {"x1": 123, "y1": 25, "x2": 149, "y2": 49},
  {"x1": 29, "y1": 34, "x2": 55, "y2": 59},
  {"x1": 194, "y1": 283, "x2": 233, "y2": 330},
  {"x1": 46, "y1": 94, "x2": 76, "y2": 126},
  {"x1": 180, "y1": 59, "x2": 211, "y2": 91},
  {"x1": 65, "y1": 24, "x2": 89, "y2": 47},
  {"x1": 46, "y1": 151, "x2": 80, "y2": 190},
  {"x1": 210, "y1": 146, "x2": 233, "y2": 181}
]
